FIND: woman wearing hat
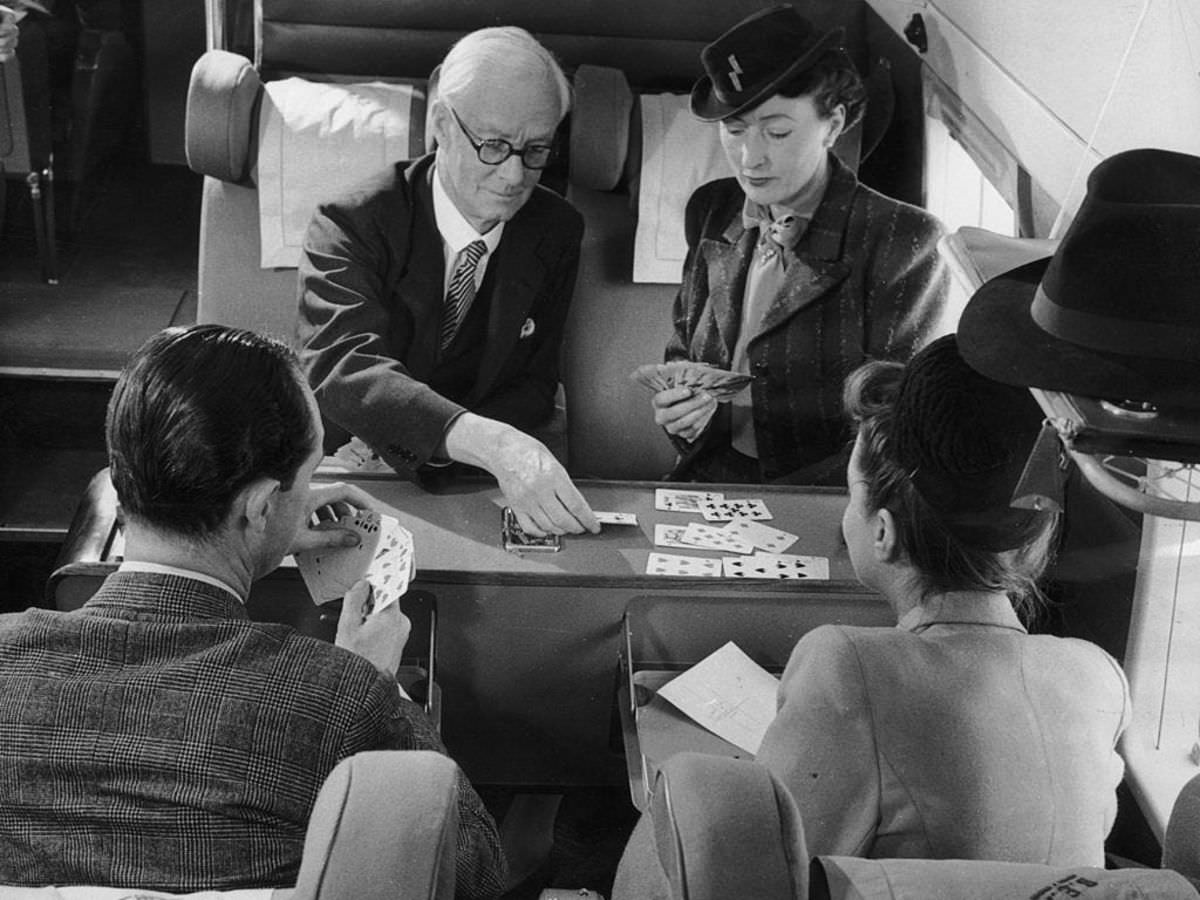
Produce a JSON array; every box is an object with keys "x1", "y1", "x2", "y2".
[
  {"x1": 755, "y1": 335, "x2": 1130, "y2": 864},
  {"x1": 653, "y1": 5, "x2": 949, "y2": 485}
]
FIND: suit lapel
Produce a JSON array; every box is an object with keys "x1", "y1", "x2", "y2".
[
  {"x1": 466, "y1": 211, "x2": 547, "y2": 405},
  {"x1": 396, "y1": 165, "x2": 445, "y2": 381},
  {"x1": 699, "y1": 216, "x2": 755, "y2": 366}
]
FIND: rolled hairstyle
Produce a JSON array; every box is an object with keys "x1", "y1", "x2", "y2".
[
  {"x1": 106, "y1": 325, "x2": 316, "y2": 540},
  {"x1": 842, "y1": 338, "x2": 1059, "y2": 624},
  {"x1": 775, "y1": 48, "x2": 866, "y2": 131}
]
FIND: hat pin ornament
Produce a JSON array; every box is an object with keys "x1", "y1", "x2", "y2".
[{"x1": 727, "y1": 54, "x2": 743, "y2": 92}]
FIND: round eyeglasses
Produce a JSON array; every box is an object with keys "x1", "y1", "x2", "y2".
[{"x1": 448, "y1": 106, "x2": 556, "y2": 171}]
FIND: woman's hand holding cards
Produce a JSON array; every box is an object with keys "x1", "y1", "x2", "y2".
[
  {"x1": 654, "y1": 386, "x2": 718, "y2": 443},
  {"x1": 336, "y1": 581, "x2": 411, "y2": 680}
]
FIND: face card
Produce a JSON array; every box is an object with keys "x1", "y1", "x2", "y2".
[
  {"x1": 646, "y1": 552, "x2": 722, "y2": 577},
  {"x1": 501, "y1": 507, "x2": 563, "y2": 553},
  {"x1": 699, "y1": 498, "x2": 773, "y2": 521},
  {"x1": 722, "y1": 517, "x2": 798, "y2": 553},
  {"x1": 594, "y1": 511, "x2": 638, "y2": 526},
  {"x1": 680, "y1": 522, "x2": 755, "y2": 555},
  {"x1": 654, "y1": 488, "x2": 725, "y2": 513},
  {"x1": 296, "y1": 509, "x2": 384, "y2": 604},
  {"x1": 654, "y1": 523, "x2": 696, "y2": 550}
]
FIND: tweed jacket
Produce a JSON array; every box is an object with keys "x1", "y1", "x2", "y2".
[
  {"x1": 0, "y1": 571, "x2": 505, "y2": 899},
  {"x1": 755, "y1": 593, "x2": 1131, "y2": 866},
  {"x1": 298, "y1": 154, "x2": 584, "y2": 475},
  {"x1": 666, "y1": 155, "x2": 948, "y2": 483}
]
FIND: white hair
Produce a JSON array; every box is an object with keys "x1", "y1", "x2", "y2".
[{"x1": 437, "y1": 26, "x2": 572, "y2": 121}]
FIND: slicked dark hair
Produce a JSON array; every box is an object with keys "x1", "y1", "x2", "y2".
[
  {"x1": 776, "y1": 48, "x2": 866, "y2": 132},
  {"x1": 106, "y1": 325, "x2": 317, "y2": 539}
]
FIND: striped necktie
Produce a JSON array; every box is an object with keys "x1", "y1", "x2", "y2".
[{"x1": 440, "y1": 239, "x2": 488, "y2": 350}]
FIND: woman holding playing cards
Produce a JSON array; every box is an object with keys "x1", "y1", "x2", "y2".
[
  {"x1": 652, "y1": 5, "x2": 948, "y2": 485},
  {"x1": 754, "y1": 335, "x2": 1130, "y2": 865}
]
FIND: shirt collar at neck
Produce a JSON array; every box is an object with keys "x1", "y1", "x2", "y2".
[
  {"x1": 431, "y1": 163, "x2": 505, "y2": 257},
  {"x1": 118, "y1": 561, "x2": 244, "y2": 604}
]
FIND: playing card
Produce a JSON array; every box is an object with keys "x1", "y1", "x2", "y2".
[
  {"x1": 752, "y1": 552, "x2": 830, "y2": 580},
  {"x1": 722, "y1": 517, "x2": 798, "y2": 553},
  {"x1": 645, "y1": 552, "x2": 722, "y2": 577},
  {"x1": 699, "y1": 498, "x2": 773, "y2": 521},
  {"x1": 631, "y1": 361, "x2": 752, "y2": 402},
  {"x1": 295, "y1": 509, "x2": 383, "y2": 604},
  {"x1": 363, "y1": 516, "x2": 416, "y2": 613},
  {"x1": 630, "y1": 363, "x2": 672, "y2": 393},
  {"x1": 296, "y1": 511, "x2": 416, "y2": 609},
  {"x1": 654, "y1": 523, "x2": 697, "y2": 550},
  {"x1": 654, "y1": 488, "x2": 725, "y2": 513},
  {"x1": 594, "y1": 511, "x2": 638, "y2": 526},
  {"x1": 680, "y1": 522, "x2": 755, "y2": 555}
]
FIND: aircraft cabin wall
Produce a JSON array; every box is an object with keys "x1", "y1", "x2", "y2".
[{"x1": 867, "y1": 0, "x2": 1200, "y2": 237}]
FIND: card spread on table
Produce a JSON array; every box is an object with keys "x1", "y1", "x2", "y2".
[
  {"x1": 645, "y1": 552, "x2": 722, "y2": 577},
  {"x1": 679, "y1": 521, "x2": 755, "y2": 555},
  {"x1": 722, "y1": 517, "x2": 798, "y2": 554},
  {"x1": 721, "y1": 553, "x2": 830, "y2": 580},
  {"x1": 654, "y1": 488, "x2": 724, "y2": 513},
  {"x1": 699, "y1": 498, "x2": 773, "y2": 521},
  {"x1": 296, "y1": 511, "x2": 414, "y2": 609},
  {"x1": 654, "y1": 523, "x2": 696, "y2": 550},
  {"x1": 594, "y1": 511, "x2": 638, "y2": 526}
]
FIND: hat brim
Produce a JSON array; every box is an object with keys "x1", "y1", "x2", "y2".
[
  {"x1": 689, "y1": 27, "x2": 845, "y2": 122},
  {"x1": 958, "y1": 259, "x2": 1200, "y2": 409}
]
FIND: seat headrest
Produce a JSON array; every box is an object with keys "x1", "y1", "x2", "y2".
[
  {"x1": 570, "y1": 64, "x2": 634, "y2": 191},
  {"x1": 186, "y1": 49, "x2": 262, "y2": 184}
]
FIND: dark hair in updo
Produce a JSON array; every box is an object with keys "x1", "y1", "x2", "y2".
[
  {"x1": 842, "y1": 339, "x2": 1059, "y2": 624},
  {"x1": 776, "y1": 48, "x2": 866, "y2": 131}
]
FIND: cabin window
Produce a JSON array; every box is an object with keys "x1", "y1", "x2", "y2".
[{"x1": 924, "y1": 113, "x2": 1015, "y2": 237}]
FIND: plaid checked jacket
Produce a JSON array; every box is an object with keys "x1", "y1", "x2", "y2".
[
  {"x1": 0, "y1": 571, "x2": 505, "y2": 899},
  {"x1": 666, "y1": 154, "x2": 949, "y2": 484}
]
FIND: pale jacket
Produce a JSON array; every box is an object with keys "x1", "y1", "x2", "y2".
[{"x1": 756, "y1": 592, "x2": 1130, "y2": 865}]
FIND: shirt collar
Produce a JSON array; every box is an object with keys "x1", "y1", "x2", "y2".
[
  {"x1": 896, "y1": 591, "x2": 1028, "y2": 635},
  {"x1": 431, "y1": 163, "x2": 505, "y2": 257},
  {"x1": 118, "y1": 561, "x2": 244, "y2": 604}
]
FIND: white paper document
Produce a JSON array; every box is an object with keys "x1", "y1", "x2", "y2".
[{"x1": 656, "y1": 641, "x2": 780, "y2": 755}]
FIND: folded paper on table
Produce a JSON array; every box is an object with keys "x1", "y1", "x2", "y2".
[
  {"x1": 633, "y1": 93, "x2": 729, "y2": 284},
  {"x1": 656, "y1": 641, "x2": 780, "y2": 754},
  {"x1": 257, "y1": 78, "x2": 426, "y2": 268}
]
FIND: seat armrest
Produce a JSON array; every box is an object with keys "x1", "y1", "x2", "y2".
[{"x1": 186, "y1": 48, "x2": 262, "y2": 184}]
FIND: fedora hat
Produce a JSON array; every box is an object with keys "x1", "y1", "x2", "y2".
[
  {"x1": 690, "y1": 5, "x2": 845, "y2": 122},
  {"x1": 959, "y1": 148, "x2": 1200, "y2": 409}
]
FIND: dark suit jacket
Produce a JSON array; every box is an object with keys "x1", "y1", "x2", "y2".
[
  {"x1": 667, "y1": 155, "x2": 949, "y2": 484},
  {"x1": 0, "y1": 571, "x2": 505, "y2": 899},
  {"x1": 298, "y1": 154, "x2": 584, "y2": 475}
]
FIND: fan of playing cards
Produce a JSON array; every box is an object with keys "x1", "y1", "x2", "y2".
[
  {"x1": 630, "y1": 361, "x2": 752, "y2": 402},
  {"x1": 294, "y1": 509, "x2": 415, "y2": 615}
]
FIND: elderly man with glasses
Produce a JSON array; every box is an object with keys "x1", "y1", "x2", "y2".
[{"x1": 299, "y1": 26, "x2": 598, "y2": 537}]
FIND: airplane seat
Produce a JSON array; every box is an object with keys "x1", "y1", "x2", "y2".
[
  {"x1": 609, "y1": 752, "x2": 810, "y2": 900},
  {"x1": 0, "y1": 750, "x2": 461, "y2": 900},
  {"x1": 184, "y1": 0, "x2": 878, "y2": 479}
]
